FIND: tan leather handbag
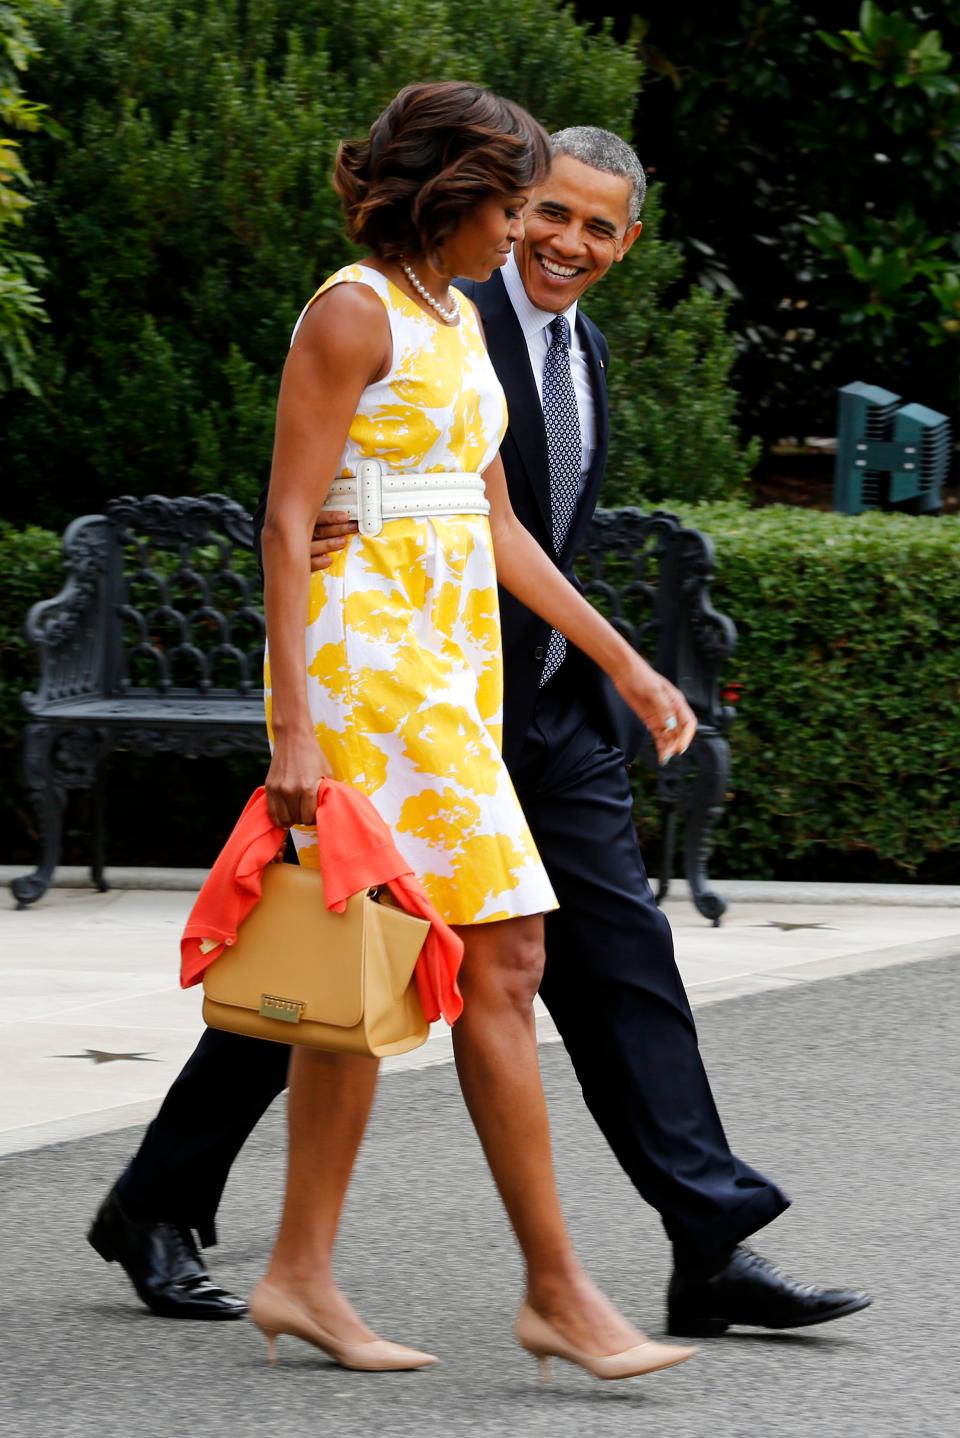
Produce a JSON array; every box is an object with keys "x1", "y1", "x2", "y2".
[{"x1": 202, "y1": 862, "x2": 431, "y2": 1057}]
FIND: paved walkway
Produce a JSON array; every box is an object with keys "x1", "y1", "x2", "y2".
[
  {"x1": 2, "y1": 873, "x2": 958, "y2": 1156},
  {"x1": 1, "y1": 954, "x2": 957, "y2": 1437}
]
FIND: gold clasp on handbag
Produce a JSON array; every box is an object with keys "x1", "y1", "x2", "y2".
[{"x1": 259, "y1": 994, "x2": 306, "y2": 1024}]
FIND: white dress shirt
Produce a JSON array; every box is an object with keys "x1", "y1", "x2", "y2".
[{"x1": 500, "y1": 248, "x2": 596, "y2": 484}]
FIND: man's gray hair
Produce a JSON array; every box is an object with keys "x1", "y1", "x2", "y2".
[{"x1": 549, "y1": 126, "x2": 646, "y2": 225}]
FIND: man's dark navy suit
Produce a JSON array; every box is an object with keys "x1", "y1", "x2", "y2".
[{"x1": 118, "y1": 270, "x2": 788, "y2": 1269}]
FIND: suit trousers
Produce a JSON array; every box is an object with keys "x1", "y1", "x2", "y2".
[
  {"x1": 118, "y1": 672, "x2": 789, "y2": 1266},
  {"x1": 510, "y1": 668, "x2": 789, "y2": 1270}
]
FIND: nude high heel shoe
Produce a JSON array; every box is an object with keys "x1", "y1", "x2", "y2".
[
  {"x1": 249, "y1": 1281, "x2": 438, "y2": 1372},
  {"x1": 516, "y1": 1304, "x2": 697, "y2": 1382}
]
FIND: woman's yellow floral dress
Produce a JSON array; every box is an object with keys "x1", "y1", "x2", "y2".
[{"x1": 265, "y1": 265, "x2": 558, "y2": 925}]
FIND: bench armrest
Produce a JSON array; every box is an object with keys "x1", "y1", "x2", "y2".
[
  {"x1": 665, "y1": 522, "x2": 737, "y2": 734},
  {"x1": 21, "y1": 515, "x2": 110, "y2": 713},
  {"x1": 581, "y1": 506, "x2": 737, "y2": 722}
]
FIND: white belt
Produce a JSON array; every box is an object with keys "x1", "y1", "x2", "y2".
[{"x1": 321, "y1": 459, "x2": 490, "y2": 537}]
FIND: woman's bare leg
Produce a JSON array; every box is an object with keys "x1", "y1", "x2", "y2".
[
  {"x1": 262, "y1": 1047, "x2": 381, "y2": 1341},
  {"x1": 452, "y1": 914, "x2": 644, "y2": 1354}
]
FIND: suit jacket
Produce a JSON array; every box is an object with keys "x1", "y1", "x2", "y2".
[{"x1": 457, "y1": 270, "x2": 641, "y2": 769}]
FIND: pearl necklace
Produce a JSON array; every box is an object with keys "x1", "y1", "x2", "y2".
[{"x1": 400, "y1": 259, "x2": 460, "y2": 324}]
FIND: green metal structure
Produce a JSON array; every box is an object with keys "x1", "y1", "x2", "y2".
[{"x1": 833, "y1": 381, "x2": 951, "y2": 516}]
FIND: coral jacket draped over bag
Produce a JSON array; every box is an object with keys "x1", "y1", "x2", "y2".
[{"x1": 181, "y1": 783, "x2": 464, "y2": 1055}]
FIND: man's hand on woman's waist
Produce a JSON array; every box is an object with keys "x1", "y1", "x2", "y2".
[{"x1": 310, "y1": 509, "x2": 358, "y2": 570}]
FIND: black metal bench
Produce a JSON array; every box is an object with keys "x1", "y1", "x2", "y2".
[{"x1": 11, "y1": 495, "x2": 736, "y2": 923}]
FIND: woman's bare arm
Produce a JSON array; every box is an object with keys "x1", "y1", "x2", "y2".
[
  {"x1": 261, "y1": 284, "x2": 390, "y2": 825},
  {"x1": 482, "y1": 451, "x2": 696, "y2": 762}
]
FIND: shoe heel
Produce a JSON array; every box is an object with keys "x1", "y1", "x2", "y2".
[
  {"x1": 259, "y1": 1328, "x2": 279, "y2": 1365},
  {"x1": 667, "y1": 1315, "x2": 729, "y2": 1338},
  {"x1": 536, "y1": 1355, "x2": 553, "y2": 1384},
  {"x1": 87, "y1": 1224, "x2": 116, "y2": 1264}
]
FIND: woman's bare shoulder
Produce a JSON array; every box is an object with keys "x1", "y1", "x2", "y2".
[
  {"x1": 291, "y1": 278, "x2": 390, "y2": 373},
  {"x1": 295, "y1": 279, "x2": 388, "y2": 338}
]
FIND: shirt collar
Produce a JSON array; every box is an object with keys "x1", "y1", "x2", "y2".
[{"x1": 501, "y1": 248, "x2": 579, "y2": 343}]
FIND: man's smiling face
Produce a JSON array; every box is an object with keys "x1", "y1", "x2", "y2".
[{"x1": 514, "y1": 152, "x2": 642, "y2": 314}]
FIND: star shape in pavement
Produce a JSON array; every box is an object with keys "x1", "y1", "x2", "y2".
[
  {"x1": 752, "y1": 921, "x2": 835, "y2": 932},
  {"x1": 54, "y1": 1049, "x2": 159, "y2": 1065}
]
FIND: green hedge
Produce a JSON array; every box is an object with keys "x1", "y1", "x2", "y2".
[
  {"x1": 2, "y1": 508, "x2": 958, "y2": 880},
  {"x1": 0, "y1": 521, "x2": 61, "y2": 746},
  {"x1": 652, "y1": 502, "x2": 960, "y2": 881},
  {"x1": 0, "y1": 522, "x2": 65, "y2": 858}
]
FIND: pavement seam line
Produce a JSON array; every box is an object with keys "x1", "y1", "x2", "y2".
[{"x1": 3, "y1": 933, "x2": 956, "y2": 1160}]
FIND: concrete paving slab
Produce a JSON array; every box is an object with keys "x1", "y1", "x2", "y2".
[{"x1": 0, "y1": 967, "x2": 174, "y2": 1022}]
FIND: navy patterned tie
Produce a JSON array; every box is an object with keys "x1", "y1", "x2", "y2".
[{"x1": 540, "y1": 313, "x2": 582, "y2": 686}]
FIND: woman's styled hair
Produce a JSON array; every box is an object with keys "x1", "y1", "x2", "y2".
[{"x1": 334, "y1": 81, "x2": 551, "y2": 261}]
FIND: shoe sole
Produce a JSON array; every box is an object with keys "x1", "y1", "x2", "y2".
[
  {"x1": 87, "y1": 1222, "x2": 116, "y2": 1264},
  {"x1": 667, "y1": 1293, "x2": 873, "y2": 1337},
  {"x1": 666, "y1": 1316, "x2": 729, "y2": 1338}
]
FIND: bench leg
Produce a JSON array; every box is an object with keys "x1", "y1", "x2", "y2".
[
  {"x1": 90, "y1": 760, "x2": 109, "y2": 893},
  {"x1": 682, "y1": 730, "x2": 730, "y2": 927},
  {"x1": 12, "y1": 724, "x2": 66, "y2": 909},
  {"x1": 655, "y1": 800, "x2": 677, "y2": 905}
]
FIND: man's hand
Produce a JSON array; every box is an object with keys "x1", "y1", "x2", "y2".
[
  {"x1": 310, "y1": 510, "x2": 358, "y2": 571},
  {"x1": 614, "y1": 659, "x2": 697, "y2": 766}
]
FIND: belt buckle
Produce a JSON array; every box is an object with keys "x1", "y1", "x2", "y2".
[{"x1": 356, "y1": 459, "x2": 384, "y2": 536}]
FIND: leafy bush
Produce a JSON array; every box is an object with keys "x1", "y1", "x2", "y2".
[
  {"x1": 0, "y1": 520, "x2": 60, "y2": 849},
  {"x1": 647, "y1": 502, "x2": 960, "y2": 880},
  {"x1": 1, "y1": 0, "x2": 752, "y2": 530},
  {"x1": 586, "y1": 189, "x2": 759, "y2": 505},
  {"x1": 0, "y1": 519, "x2": 59, "y2": 744}
]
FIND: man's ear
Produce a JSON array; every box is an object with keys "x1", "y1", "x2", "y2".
[{"x1": 616, "y1": 220, "x2": 643, "y2": 263}]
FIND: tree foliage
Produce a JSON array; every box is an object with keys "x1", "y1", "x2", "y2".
[
  {"x1": 0, "y1": 0, "x2": 60, "y2": 394},
  {"x1": 1, "y1": 0, "x2": 753, "y2": 528},
  {"x1": 588, "y1": 192, "x2": 758, "y2": 505},
  {"x1": 629, "y1": 1, "x2": 960, "y2": 441}
]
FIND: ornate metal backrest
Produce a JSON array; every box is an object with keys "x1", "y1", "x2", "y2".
[
  {"x1": 24, "y1": 497, "x2": 733, "y2": 728},
  {"x1": 575, "y1": 508, "x2": 680, "y2": 670},
  {"x1": 104, "y1": 495, "x2": 264, "y2": 697},
  {"x1": 579, "y1": 507, "x2": 736, "y2": 731}
]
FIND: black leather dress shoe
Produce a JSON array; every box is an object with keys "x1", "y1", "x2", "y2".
[
  {"x1": 667, "y1": 1246, "x2": 872, "y2": 1336},
  {"x1": 87, "y1": 1187, "x2": 248, "y2": 1320}
]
